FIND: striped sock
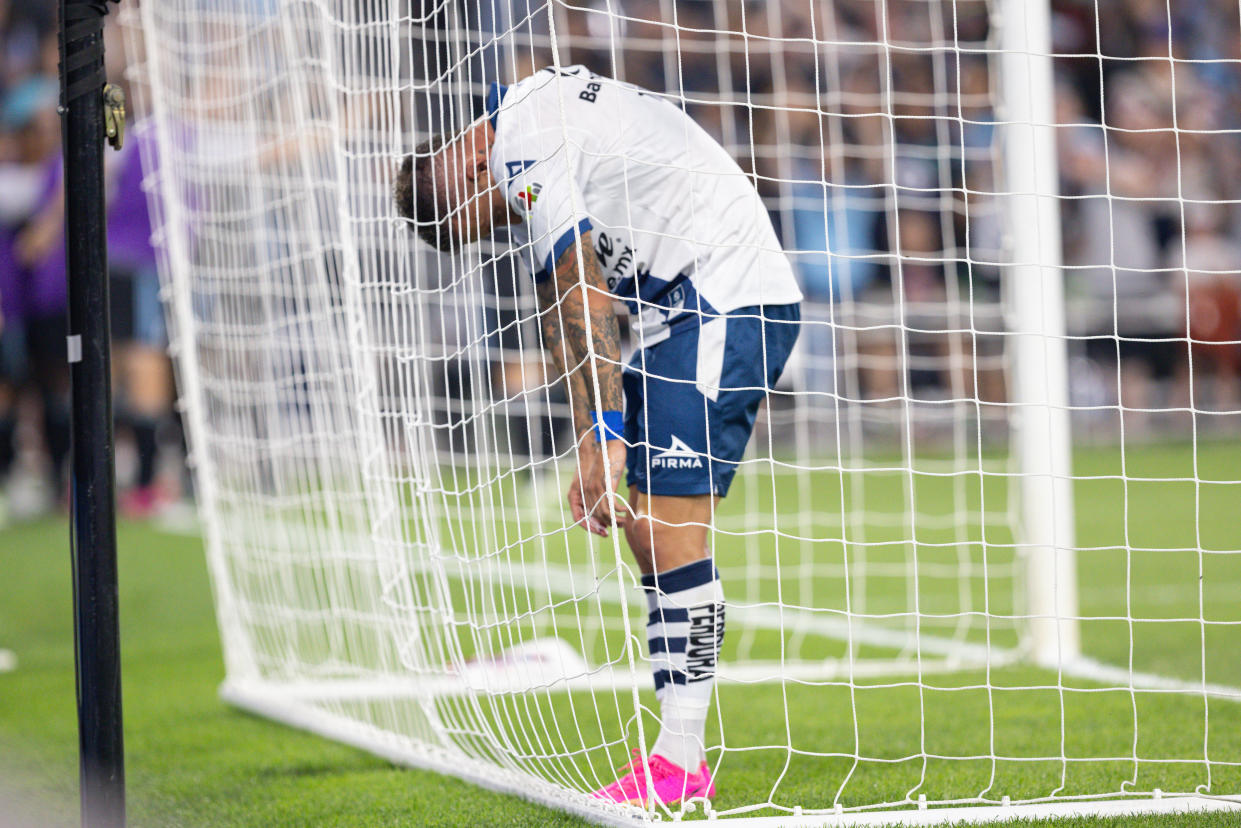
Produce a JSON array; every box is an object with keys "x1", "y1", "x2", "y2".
[{"x1": 643, "y1": 557, "x2": 724, "y2": 772}]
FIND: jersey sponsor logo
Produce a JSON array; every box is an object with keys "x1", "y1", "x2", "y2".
[
  {"x1": 513, "y1": 182, "x2": 542, "y2": 214},
  {"x1": 594, "y1": 231, "x2": 639, "y2": 285},
  {"x1": 650, "y1": 435, "x2": 704, "y2": 469},
  {"x1": 685, "y1": 602, "x2": 724, "y2": 682}
]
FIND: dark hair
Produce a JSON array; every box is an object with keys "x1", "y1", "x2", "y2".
[{"x1": 394, "y1": 133, "x2": 457, "y2": 251}]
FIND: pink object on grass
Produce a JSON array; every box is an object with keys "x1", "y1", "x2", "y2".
[{"x1": 591, "y1": 750, "x2": 715, "y2": 807}]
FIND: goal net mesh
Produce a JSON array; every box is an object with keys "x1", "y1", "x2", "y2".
[{"x1": 123, "y1": 0, "x2": 1241, "y2": 822}]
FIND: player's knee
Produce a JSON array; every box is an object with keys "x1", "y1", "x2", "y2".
[
  {"x1": 625, "y1": 513, "x2": 712, "y2": 574},
  {"x1": 623, "y1": 516, "x2": 658, "y2": 569}
]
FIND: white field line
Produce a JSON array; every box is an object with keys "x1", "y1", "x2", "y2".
[
  {"x1": 227, "y1": 657, "x2": 984, "y2": 702},
  {"x1": 154, "y1": 520, "x2": 1241, "y2": 702},
  {"x1": 430, "y1": 556, "x2": 1006, "y2": 664},
  {"x1": 220, "y1": 650, "x2": 1241, "y2": 704},
  {"x1": 155, "y1": 509, "x2": 1007, "y2": 662},
  {"x1": 704, "y1": 795, "x2": 1241, "y2": 827},
  {"x1": 443, "y1": 560, "x2": 1241, "y2": 700},
  {"x1": 225, "y1": 680, "x2": 1241, "y2": 827},
  {"x1": 0, "y1": 649, "x2": 15, "y2": 672},
  {"x1": 1058, "y1": 656, "x2": 1241, "y2": 701}
]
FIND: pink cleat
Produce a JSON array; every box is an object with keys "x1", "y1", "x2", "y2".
[
  {"x1": 119, "y1": 483, "x2": 169, "y2": 520},
  {"x1": 591, "y1": 750, "x2": 715, "y2": 807}
]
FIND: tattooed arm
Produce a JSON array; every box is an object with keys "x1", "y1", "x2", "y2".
[
  {"x1": 536, "y1": 229, "x2": 628, "y2": 534},
  {"x1": 537, "y1": 230, "x2": 623, "y2": 434}
]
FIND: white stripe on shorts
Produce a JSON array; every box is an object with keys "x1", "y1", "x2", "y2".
[{"x1": 695, "y1": 315, "x2": 728, "y2": 401}]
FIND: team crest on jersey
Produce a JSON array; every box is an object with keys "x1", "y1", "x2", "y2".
[
  {"x1": 513, "y1": 182, "x2": 542, "y2": 214},
  {"x1": 505, "y1": 159, "x2": 536, "y2": 179}
]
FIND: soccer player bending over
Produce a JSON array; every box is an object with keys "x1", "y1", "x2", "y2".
[{"x1": 395, "y1": 66, "x2": 802, "y2": 807}]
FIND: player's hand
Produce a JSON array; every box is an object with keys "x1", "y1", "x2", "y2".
[{"x1": 569, "y1": 432, "x2": 627, "y2": 537}]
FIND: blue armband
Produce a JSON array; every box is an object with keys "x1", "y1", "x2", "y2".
[{"x1": 590, "y1": 410, "x2": 624, "y2": 442}]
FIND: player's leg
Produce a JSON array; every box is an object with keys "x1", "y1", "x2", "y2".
[
  {"x1": 117, "y1": 343, "x2": 172, "y2": 514},
  {"x1": 592, "y1": 322, "x2": 721, "y2": 805},
  {"x1": 0, "y1": 324, "x2": 20, "y2": 527},
  {"x1": 114, "y1": 266, "x2": 173, "y2": 517},
  {"x1": 594, "y1": 302, "x2": 799, "y2": 806},
  {"x1": 623, "y1": 489, "x2": 715, "y2": 573},
  {"x1": 624, "y1": 489, "x2": 721, "y2": 786},
  {"x1": 25, "y1": 312, "x2": 71, "y2": 503},
  {"x1": 0, "y1": 382, "x2": 13, "y2": 481},
  {"x1": 593, "y1": 484, "x2": 723, "y2": 806},
  {"x1": 0, "y1": 320, "x2": 21, "y2": 483}
]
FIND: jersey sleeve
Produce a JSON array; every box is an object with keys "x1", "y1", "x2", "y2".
[{"x1": 491, "y1": 107, "x2": 593, "y2": 283}]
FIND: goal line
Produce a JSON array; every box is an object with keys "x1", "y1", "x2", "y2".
[
  {"x1": 224, "y1": 679, "x2": 1241, "y2": 827},
  {"x1": 154, "y1": 511, "x2": 1241, "y2": 703}
]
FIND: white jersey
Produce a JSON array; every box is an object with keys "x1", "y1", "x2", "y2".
[{"x1": 487, "y1": 66, "x2": 803, "y2": 345}]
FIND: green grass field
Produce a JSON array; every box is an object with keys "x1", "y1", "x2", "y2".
[{"x1": 2, "y1": 440, "x2": 1240, "y2": 826}]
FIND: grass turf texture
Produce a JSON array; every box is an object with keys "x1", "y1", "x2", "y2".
[{"x1": 0, "y1": 440, "x2": 1239, "y2": 826}]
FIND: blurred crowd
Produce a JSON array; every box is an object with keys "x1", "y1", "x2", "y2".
[
  {"x1": 3, "y1": 0, "x2": 1241, "y2": 524},
  {"x1": 0, "y1": 1, "x2": 176, "y2": 527},
  {"x1": 1054, "y1": 0, "x2": 1241, "y2": 426},
  {"x1": 497, "y1": 0, "x2": 1241, "y2": 438}
]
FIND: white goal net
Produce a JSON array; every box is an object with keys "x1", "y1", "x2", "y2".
[{"x1": 124, "y1": 0, "x2": 1241, "y2": 824}]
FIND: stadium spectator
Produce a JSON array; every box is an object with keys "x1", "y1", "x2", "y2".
[
  {"x1": 11, "y1": 0, "x2": 1241, "y2": 519},
  {"x1": 0, "y1": 14, "x2": 181, "y2": 521},
  {"x1": 0, "y1": 13, "x2": 65, "y2": 519},
  {"x1": 107, "y1": 119, "x2": 175, "y2": 518},
  {"x1": 6, "y1": 71, "x2": 71, "y2": 509},
  {"x1": 1164, "y1": 200, "x2": 1241, "y2": 413},
  {"x1": 102, "y1": 20, "x2": 177, "y2": 517},
  {"x1": 1058, "y1": 68, "x2": 1182, "y2": 433},
  {"x1": 1052, "y1": 0, "x2": 1241, "y2": 429}
]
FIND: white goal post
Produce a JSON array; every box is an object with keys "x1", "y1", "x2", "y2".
[
  {"x1": 998, "y1": 0, "x2": 1078, "y2": 669},
  {"x1": 123, "y1": 0, "x2": 1241, "y2": 824}
]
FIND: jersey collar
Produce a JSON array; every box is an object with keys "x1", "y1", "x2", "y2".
[{"x1": 486, "y1": 82, "x2": 508, "y2": 130}]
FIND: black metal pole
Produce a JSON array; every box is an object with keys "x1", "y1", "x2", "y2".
[{"x1": 59, "y1": 1, "x2": 125, "y2": 827}]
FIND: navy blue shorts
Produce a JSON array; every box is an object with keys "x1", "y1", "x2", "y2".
[{"x1": 623, "y1": 303, "x2": 800, "y2": 497}]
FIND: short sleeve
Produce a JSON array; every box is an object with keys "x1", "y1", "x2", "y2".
[{"x1": 493, "y1": 126, "x2": 593, "y2": 283}]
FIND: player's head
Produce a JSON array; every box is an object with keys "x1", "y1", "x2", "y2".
[{"x1": 395, "y1": 121, "x2": 499, "y2": 252}]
